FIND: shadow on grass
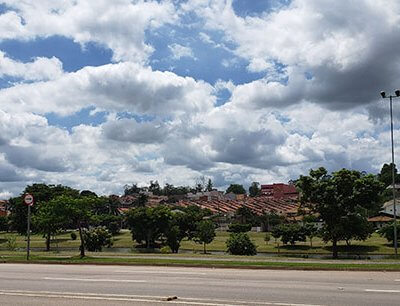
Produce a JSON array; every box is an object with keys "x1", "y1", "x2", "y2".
[
  {"x1": 278, "y1": 245, "x2": 317, "y2": 251},
  {"x1": 50, "y1": 238, "x2": 69, "y2": 244},
  {"x1": 0, "y1": 238, "x2": 6, "y2": 244},
  {"x1": 323, "y1": 245, "x2": 380, "y2": 253}
]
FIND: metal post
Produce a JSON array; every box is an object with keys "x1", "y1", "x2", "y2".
[
  {"x1": 27, "y1": 205, "x2": 31, "y2": 260},
  {"x1": 390, "y1": 95, "x2": 398, "y2": 256}
]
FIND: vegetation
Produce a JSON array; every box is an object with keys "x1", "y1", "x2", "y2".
[
  {"x1": 228, "y1": 223, "x2": 252, "y2": 233},
  {"x1": 82, "y1": 226, "x2": 113, "y2": 252},
  {"x1": 297, "y1": 167, "x2": 384, "y2": 258},
  {"x1": 226, "y1": 232, "x2": 257, "y2": 255},
  {"x1": 226, "y1": 184, "x2": 246, "y2": 195},
  {"x1": 193, "y1": 220, "x2": 216, "y2": 254},
  {"x1": 379, "y1": 222, "x2": 400, "y2": 245}
]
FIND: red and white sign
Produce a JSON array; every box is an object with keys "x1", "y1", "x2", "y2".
[{"x1": 24, "y1": 194, "x2": 34, "y2": 206}]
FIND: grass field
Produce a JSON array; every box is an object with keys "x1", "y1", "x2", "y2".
[{"x1": 0, "y1": 230, "x2": 395, "y2": 255}]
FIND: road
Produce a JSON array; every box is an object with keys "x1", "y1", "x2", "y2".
[{"x1": 0, "y1": 264, "x2": 400, "y2": 305}]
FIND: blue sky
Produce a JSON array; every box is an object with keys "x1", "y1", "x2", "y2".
[{"x1": 0, "y1": 0, "x2": 399, "y2": 197}]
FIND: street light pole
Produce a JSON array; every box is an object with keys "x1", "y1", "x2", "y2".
[{"x1": 381, "y1": 90, "x2": 400, "y2": 256}]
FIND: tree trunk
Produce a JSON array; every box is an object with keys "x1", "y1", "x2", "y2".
[
  {"x1": 78, "y1": 221, "x2": 85, "y2": 258},
  {"x1": 332, "y1": 238, "x2": 338, "y2": 259},
  {"x1": 203, "y1": 242, "x2": 206, "y2": 254},
  {"x1": 45, "y1": 232, "x2": 51, "y2": 252},
  {"x1": 310, "y1": 237, "x2": 313, "y2": 248}
]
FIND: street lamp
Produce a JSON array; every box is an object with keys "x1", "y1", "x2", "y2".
[{"x1": 380, "y1": 89, "x2": 400, "y2": 256}]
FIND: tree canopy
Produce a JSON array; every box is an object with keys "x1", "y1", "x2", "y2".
[{"x1": 296, "y1": 167, "x2": 384, "y2": 258}]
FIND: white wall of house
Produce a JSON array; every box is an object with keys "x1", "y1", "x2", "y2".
[{"x1": 382, "y1": 201, "x2": 400, "y2": 216}]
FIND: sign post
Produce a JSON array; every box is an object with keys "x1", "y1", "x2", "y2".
[{"x1": 24, "y1": 194, "x2": 34, "y2": 260}]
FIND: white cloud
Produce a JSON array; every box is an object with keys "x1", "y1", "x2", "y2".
[
  {"x1": 169, "y1": 43, "x2": 197, "y2": 60},
  {"x1": 0, "y1": 51, "x2": 64, "y2": 81},
  {"x1": 0, "y1": 0, "x2": 177, "y2": 62},
  {"x1": 0, "y1": 62, "x2": 215, "y2": 116}
]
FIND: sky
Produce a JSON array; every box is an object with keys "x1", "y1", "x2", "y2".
[{"x1": 1, "y1": 0, "x2": 400, "y2": 198}]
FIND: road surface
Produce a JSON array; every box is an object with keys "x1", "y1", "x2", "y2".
[{"x1": 0, "y1": 264, "x2": 400, "y2": 305}]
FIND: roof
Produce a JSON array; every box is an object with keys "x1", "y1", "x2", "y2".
[
  {"x1": 368, "y1": 215, "x2": 394, "y2": 222},
  {"x1": 175, "y1": 196, "x2": 299, "y2": 216},
  {"x1": 382, "y1": 199, "x2": 400, "y2": 208}
]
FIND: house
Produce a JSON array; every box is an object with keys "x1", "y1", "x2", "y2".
[
  {"x1": 0, "y1": 200, "x2": 8, "y2": 216},
  {"x1": 368, "y1": 214, "x2": 396, "y2": 229},
  {"x1": 260, "y1": 183, "x2": 299, "y2": 200},
  {"x1": 381, "y1": 199, "x2": 400, "y2": 217}
]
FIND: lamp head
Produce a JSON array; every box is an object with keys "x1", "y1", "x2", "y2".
[
  {"x1": 381, "y1": 91, "x2": 386, "y2": 98},
  {"x1": 395, "y1": 90, "x2": 400, "y2": 97}
]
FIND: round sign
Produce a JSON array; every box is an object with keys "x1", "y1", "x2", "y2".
[{"x1": 24, "y1": 194, "x2": 34, "y2": 206}]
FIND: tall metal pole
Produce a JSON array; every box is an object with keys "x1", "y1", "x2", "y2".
[
  {"x1": 390, "y1": 95, "x2": 398, "y2": 256},
  {"x1": 27, "y1": 204, "x2": 31, "y2": 260}
]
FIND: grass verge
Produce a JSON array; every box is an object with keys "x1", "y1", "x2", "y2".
[{"x1": 1, "y1": 254, "x2": 400, "y2": 271}]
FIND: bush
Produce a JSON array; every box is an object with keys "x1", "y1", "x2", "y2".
[
  {"x1": 0, "y1": 215, "x2": 8, "y2": 232},
  {"x1": 228, "y1": 223, "x2": 252, "y2": 233},
  {"x1": 226, "y1": 232, "x2": 257, "y2": 255},
  {"x1": 264, "y1": 232, "x2": 271, "y2": 244},
  {"x1": 70, "y1": 232, "x2": 77, "y2": 240},
  {"x1": 378, "y1": 222, "x2": 400, "y2": 245},
  {"x1": 160, "y1": 246, "x2": 172, "y2": 254},
  {"x1": 5, "y1": 235, "x2": 16, "y2": 251},
  {"x1": 83, "y1": 226, "x2": 113, "y2": 252}
]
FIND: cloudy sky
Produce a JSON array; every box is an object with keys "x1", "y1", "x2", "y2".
[{"x1": 1, "y1": 0, "x2": 400, "y2": 198}]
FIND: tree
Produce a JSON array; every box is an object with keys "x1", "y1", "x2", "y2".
[
  {"x1": 249, "y1": 182, "x2": 261, "y2": 197},
  {"x1": 149, "y1": 180, "x2": 162, "y2": 195},
  {"x1": 226, "y1": 232, "x2": 257, "y2": 255},
  {"x1": 378, "y1": 163, "x2": 400, "y2": 188},
  {"x1": 296, "y1": 167, "x2": 384, "y2": 258},
  {"x1": 0, "y1": 215, "x2": 8, "y2": 232},
  {"x1": 234, "y1": 206, "x2": 258, "y2": 225},
  {"x1": 259, "y1": 212, "x2": 284, "y2": 232},
  {"x1": 124, "y1": 183, "x2": 141, "y2": 195},
  {"x1": 206, "y1": 179, "x2": 213, "y2": 192},
  {"x1": 126, "y1": 206, "x2": 172, "y2": 248},
  {"x1": 272, "y1": 224, "x2": 306, "y2": 246},
  {"x1": 226, "y1": 184, "x2": 246, "y2": 195},
  {"x1": 194, "y1": 220, "x2": 216, "y2": 254},
  {"x1": 63, "y1": 196, "x2": 95, "y2": 257},
  {"x1": 8, "y1": 184, "x2": 79, "y2": 234},
  {"x1": 33, "y1": 197, "x2": 69, "y2": 251},
  {"x1": 303, "y1": 222, "x2": 319, "y2": 248}
]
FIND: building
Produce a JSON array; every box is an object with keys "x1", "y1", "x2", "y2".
[
  {"x1": 381, "y1": 199, "x2": 400, "y2": 217},
  {"x1": 0, "y1": 200, "x2": 8, "y2": 216},
  {"x1": 260, "y1": 183, "x2": 299, "y2": 200}
]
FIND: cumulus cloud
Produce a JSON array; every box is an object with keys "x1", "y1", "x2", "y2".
[
  {"x1": 0, "y1": 62, "x2": 216, "y2": 116},
  {"x1": 0, "y1": 51, "x2": 64, "y2": 81},
  {"x1": 0, "y1": 0, "x2": 177, "y2": 62}
]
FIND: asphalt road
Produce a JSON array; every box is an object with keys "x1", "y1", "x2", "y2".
[{"x1": 0, "y1": 264, "x2": 400, "y2": 305}]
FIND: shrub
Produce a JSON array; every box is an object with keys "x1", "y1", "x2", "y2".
[
  {"x1": 83, "y1": 226, "x2": 113, "y2": 252},
  {"x1": 0, "y1": 215, "x2": 8, "y2": 232},
  {"x1": 228, "y1": 223, "x2": 252, "y2": 233},
  {"x1": 264, "y1": 232, "x2": 271, "y2": 244},
  {"x1": 160, "y1": 246, "x2": 172, "y2": 254},
  {"x1": 226, "y1": 232, "x2": 257, "y2": 255},
  {"x1": 272, "y1": 224, "x2": 307, "y2": 245},
  {"x1": 70, "y1": 232, "x2": 77, "y2": 240},
  {"x1": 378, "y1": 222, "x2": 400, "y2": 245},
  {"x1": 5, "y1": 235, "x2": 16, "y2": 251}
]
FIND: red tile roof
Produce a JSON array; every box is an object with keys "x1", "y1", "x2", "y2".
[{"x1": 175, "y1": 196, "x2": 299, "y2": 216}]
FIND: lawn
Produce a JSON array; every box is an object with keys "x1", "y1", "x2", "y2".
[{"x1": 0, "y1": 230, "x2": 395, "y2": 255}]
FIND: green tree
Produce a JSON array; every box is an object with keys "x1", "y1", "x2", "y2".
[
  {"x1": 273, "y1": 224, "x2": 306, "y2": 245},
  {"x1": 378, "y1": 163, "x2": 400, "y2": 188},
  {"x1": 0, "y1": 215, "x2": 8, "y2": 232},
  {"x1": 63, "y1": 196, "x2": 95, "y2": 257},
  {"x1": 234, "y1": 206, "x2": 258, "y2": 225},
  {"x1": 296, "y1": 167, "x2": 384, "y2": 258},
  {"x1": 33, "y1": 197, "x2": 69, "y2": 251},
  {"x1": 226, "y1": 184, "x2": 246, "y2": 195},
  {"x1": 194, "y1": 220, "x2": 216, "y2": 254},
  {"x1": 126, "y1": 206, "x2": 172, "y2": 248},
  {"x1": 259, "y1": 212, "x2": 284, "y2": 231},
  {"x1": 248, "y1": 182, "x2": 261, "y2": 197},
  {"x1": 228, "y1": 223, "x2": 252, "y2": 233},
  {"x1": 206, "y1": 179, "x2": 213, "y2": 192},
  {"x1": 226, "y1": 232, "x2": 257, "y2": 255},
  {"x1": 303, "y1": 222, "x2": 319, "y2": 248}
]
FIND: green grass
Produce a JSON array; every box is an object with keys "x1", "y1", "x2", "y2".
[
  {"x1": 0, "y1": 230, "x2": 396, "y2": 255},
  {"x1": 1, "y1": 253, "x2": 400, "y2": 271}
]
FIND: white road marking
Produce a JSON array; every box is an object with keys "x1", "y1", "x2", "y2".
[
  {"x1": 115, "y1": 270, "x2": 207, "y2": 275},
  {"x1": 365, "y1": 289, "x2": 400, "y2": 293},
  {"x1": 43, "y1": 277, "x2": 146, "y2": 283},
  {"x1": 0, "y1": 290, "x2": 323, "y2": 306}
]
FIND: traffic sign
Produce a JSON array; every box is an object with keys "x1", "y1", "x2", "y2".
[{"x1": 24, "y1": 194, "x2": 34, "y2": 206}]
